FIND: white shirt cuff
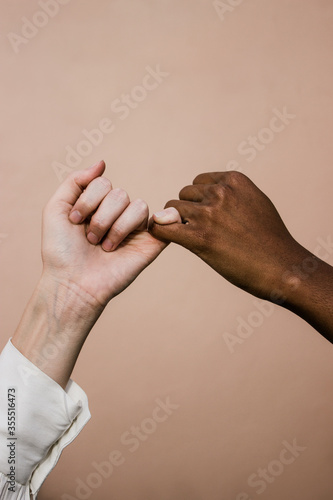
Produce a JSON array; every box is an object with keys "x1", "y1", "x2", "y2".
[{"x1": 0, "y1": 339, "x2": 91, "y2": 499}]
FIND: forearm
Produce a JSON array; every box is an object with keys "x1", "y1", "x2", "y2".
[
  {"x1": 273, "y1": 245, "x2": 333, "y2": 342},
  {"x1": 12, "y1": 274, "x2": 104, "y2": 389},
  {"x1": 0, "y1": 322, "x2": 91, "y2": 497}
]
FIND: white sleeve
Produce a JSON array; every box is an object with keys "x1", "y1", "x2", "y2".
[{"x1": 0, "y1": 339, "x2": 91, "y2": 499}]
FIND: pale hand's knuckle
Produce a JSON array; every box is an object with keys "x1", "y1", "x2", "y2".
[
  {"x1": 134, "y1": 198, "x2": 148, "y2": 213},
  {"x1": 70, "y1": 171, "x2": 79, "y2": 182},
  {"x1": 99, "y1": 176, "x2": 112, "y2": 190},
  {"x1": 80, "y1": 196, "x2": 94, "y2": 211},
  {"x1": 90, "y1": 216, "x2": 105, "y2": 231},
  {"x1": 113, "y1": 188, "x2": 129, "y2": 203},
  {"x1": 110, "y1": 224, "x2": 123, "y2": 238}
]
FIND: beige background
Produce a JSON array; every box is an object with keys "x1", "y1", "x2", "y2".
[{"x1": 1, "y1": 1, "x2": 333, "y2": 499}]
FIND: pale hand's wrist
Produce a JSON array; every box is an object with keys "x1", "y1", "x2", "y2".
[
  {"x1": 37, "y1": 271, "x2": 106, "y2": 325},
  {"x1": 12, "y1": 273, "x2": 106, "y2": 388}
]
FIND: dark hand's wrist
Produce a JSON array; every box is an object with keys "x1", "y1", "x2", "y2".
[
  {"x1": 266, "y1": 244, "x2": 333, "y2": 340},
  {"x1": 263, "y1": 242, "x2": 312, "y2": 304}
]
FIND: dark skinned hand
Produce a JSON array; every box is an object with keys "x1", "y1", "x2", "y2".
[{"x1": 149, "y1": 171, "x2": 333, "y2": 342}]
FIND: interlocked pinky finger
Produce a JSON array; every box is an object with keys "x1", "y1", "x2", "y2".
[{"x1": 102, "y1": 199, "x2": 149, "y2": 252}]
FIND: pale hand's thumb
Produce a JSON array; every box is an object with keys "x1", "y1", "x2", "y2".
[{"x1": 149, "y1": 207, "x2": 188, "y2": 245}]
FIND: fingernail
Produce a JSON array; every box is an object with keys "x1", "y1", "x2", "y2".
[
  {"x1": 153, "y1": 207, "x2": 181, "y2": 224},
  {"x1": 102, "y1": 239, "x2": 113, "y2": 252},
  {"x1": 87, "y1": 232, "x2": 99, "y2": 245},
  {"x1": 153, "y1": 210, "x2": 168, "y2": 219},
  {"x1": 88, "y1": 160, "x2": 104, "y2": 170},
  {"x1": 69, "y1": 210, "x2": 82, "y2": 224}
]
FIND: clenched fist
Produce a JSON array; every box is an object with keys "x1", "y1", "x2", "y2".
[
  {"x1": 42, "y1": 160, "x2": 181, "y2": 309},
  {"x1": 150, "y1": 171, "x2": 333, "y2": 341},
  {"x1": 12, "y1": 160, "x2": 181, "y2": 388},
  {"x1": 150, "y1": 171, "x2": 302, "y2": 298}
]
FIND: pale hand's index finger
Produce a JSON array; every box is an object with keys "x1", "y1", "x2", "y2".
[{"x1": 50, "y1": 160, "x2": 106, "y2": 208}]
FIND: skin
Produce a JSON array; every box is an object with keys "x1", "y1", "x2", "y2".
[
  {"x1": 12, "y1": 160, "x2": 181, "y2": 389},
  {"x1": 8, "y1": 166, "x2": 331, "y2": 499},
  {"x1": 150, "y1": 171, "x2": 333, "y2": 343}
]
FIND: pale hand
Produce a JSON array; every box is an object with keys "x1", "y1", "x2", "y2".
[{"x1": 41, "y1": 160, "x2": 181, "y2": 311}]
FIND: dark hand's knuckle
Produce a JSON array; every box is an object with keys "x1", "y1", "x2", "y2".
[
  {"x1": 164, "y1": 199, "x2": 176, "y2": 209},
  {"x1": 224, "y1": 170, "x2": 246, "y2": 186},
  {"x1": 150, "y1": 223, "x2": 163, "y2": 237},
  {"x1": 215, "y1": 184, "x2": 227, "y2": 198},
  {"x1": 192, "y1": 174, "x2": 202, "y2": 184},
  {"x1": 204, "y1": 184, "x2": 226, "y2": 201}
]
